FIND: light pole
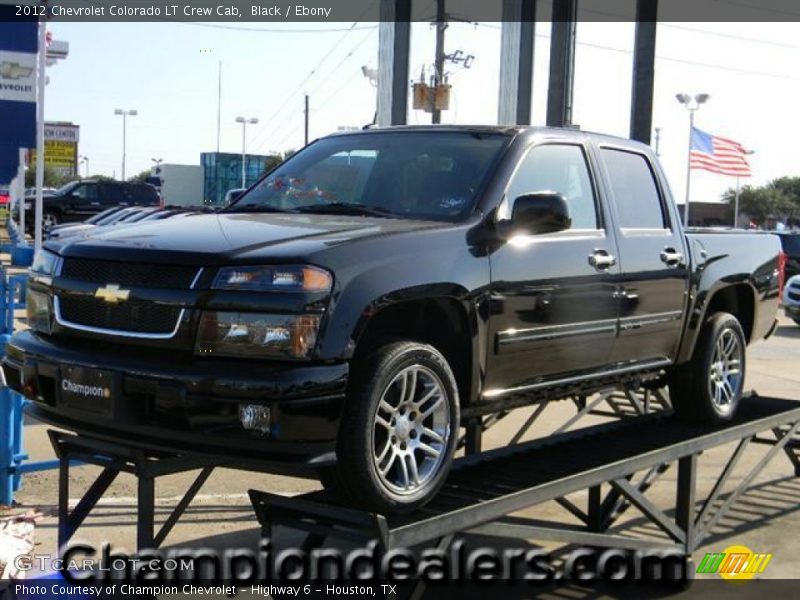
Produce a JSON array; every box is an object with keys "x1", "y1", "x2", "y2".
[
  {"x1": 733, "y1": 149, "x2": 755, "y2": 228},
  {"x1": 676, "y1": 93, "x2": 709, "y2": 226},
  {"x1": 114, "y1": 109, "x2": 137, "y2": 180},
  {"x1": 235, "y1": 116, "x2": 258, "y2": 188},
  {"x1": 79, "y1": 155, "x2": 89, "y2": 178},
  {"x1": 151, "y1": 157, "x2": 163, "y2": 169}
]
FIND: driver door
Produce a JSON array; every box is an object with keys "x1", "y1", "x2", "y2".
[{"x1": 484, "y1": 142, "x2": 621, "y2": 396}]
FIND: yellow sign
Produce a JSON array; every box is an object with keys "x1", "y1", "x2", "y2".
[
  {"x1": 30, "y1": 140, "x2": 77, "y2": 169},
  {"x1": 696, "y1": 544, "x2": 772, "y2": 581}
]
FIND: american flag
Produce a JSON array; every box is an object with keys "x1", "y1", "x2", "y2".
[{"x1": 690, "y1": 127, "x2": 752, "y2": 177}]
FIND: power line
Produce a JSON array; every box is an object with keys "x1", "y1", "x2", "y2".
[
  {"x1": 252, "y1": 29, "x2": 376, "y2": 152},
  {"x1": 472, "y1": 22, "x2": 800, "y2": 82},
  {"x1": 246, "y1": 0, "x2": 376, "y2": 149}
]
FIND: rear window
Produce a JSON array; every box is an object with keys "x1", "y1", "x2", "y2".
[
  {"x1": 127, "y1": 184, "x2": 157, "y2": 204},
  {"x1": 780, "y1": 234, "x2": 800, "y2": 255}
]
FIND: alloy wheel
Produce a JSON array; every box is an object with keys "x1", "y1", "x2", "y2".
[
  {"x1": 371, "y1": 365, "x2": 451, "y2": 496},
  {"x1": 708, "y1": 327, "x2": 743, "y2": 414}
]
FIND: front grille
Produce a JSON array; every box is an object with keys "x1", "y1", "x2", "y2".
[
  {"x1": 58, "y1": 295, "x2": 182, "y2": 335},
  {"x1": 61, "y1": 258, "x2": 199, "y2": 289}
]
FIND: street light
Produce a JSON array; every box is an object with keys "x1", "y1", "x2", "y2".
[
  {"x1": 733, "y1": 149, "x2": 756, "y2": 228},
  {"x1": 676, "y1": 93, "x2": 709, "y2": 225},
  {"x1": 235, "y1": 116, "x2": 259, "y2": 188},
  {"x1": 79, "y1": 155, "x2": 89, "y2": 178},
  {"x1": 114, "y1": 109, "x2": 138, "y2": 180},
  {"x1": 151, "y1": 157, "x2": 163, "y2": 168}
]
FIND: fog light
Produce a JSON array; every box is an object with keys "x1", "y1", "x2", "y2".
[{"x1": 239, "y1": 404, "x2": 271, "y2": 435}]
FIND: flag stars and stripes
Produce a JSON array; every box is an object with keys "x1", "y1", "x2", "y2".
[{"x1": 690, "y1": 127, "x2": 752, "y2": 177}]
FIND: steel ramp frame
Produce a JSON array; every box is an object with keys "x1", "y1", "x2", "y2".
[
  {"x1": 49, "y1": 430, "x2": 218, "y2": 550},
  {"x1": 250, "y1": 395, "x2": 800, "y2": 567}
]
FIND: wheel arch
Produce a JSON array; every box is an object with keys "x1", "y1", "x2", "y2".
[
  {"x1": 677, "y1": 282, "x2": 756, "y2": 363},
  {"x1": 349, "y1": 286, "x2": 480, "y2": 408}
]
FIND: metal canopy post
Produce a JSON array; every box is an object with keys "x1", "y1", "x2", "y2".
[
  {"x1": 630, "y1": 0, "x2": 659, "y2": 144},
  {"x1": 497, "y1": 0, "x2": 536, "y2": 125},
  {"x1": 376, "y1": 0, "x2": 411, "y2": 126},
  {"x1": 546, "y1": 0, "x2": 577, "y2": 127}
]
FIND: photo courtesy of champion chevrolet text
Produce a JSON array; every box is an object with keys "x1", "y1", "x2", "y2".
[{"x1": 2, "y1": 0, "x2": 800, "y2": 598}]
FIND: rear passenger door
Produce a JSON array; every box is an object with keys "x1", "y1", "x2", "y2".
[
  {"x1": 597, "y1": 145, "x2": 689, "y2": 365},
  {"x1": 64, "y1": 183, "x2": 101, "y2": 220}
]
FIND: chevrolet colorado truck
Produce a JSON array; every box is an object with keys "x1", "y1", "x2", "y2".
[{"x1": 2, "y1": 126, "x2": 782, "y2": 513}]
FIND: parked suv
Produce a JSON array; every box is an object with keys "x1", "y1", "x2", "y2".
[
  {"x1": 777, "y1": 232, "x2": 800, "y2": 281},
  {"x1": 22, "y1": 180, "x2": 159, "y2": 230},
  {"x1": 4, "y1": 126, "x2": 782, "y2": 514}
]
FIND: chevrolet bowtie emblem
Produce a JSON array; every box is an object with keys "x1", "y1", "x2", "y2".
[
  {"x1": 0, "y1": 62, "x2": 33, "y2": 80},
  {"x1": 95, "y1": 284, "x2": 131, "y2": 304}
]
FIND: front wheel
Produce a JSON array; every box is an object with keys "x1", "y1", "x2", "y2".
[
  {"x1": 793, "y1": 318, "x2": 800, "y2": 327},
  {"x1": 325, "y1": 341, "x2": 460, "y2": 514},
  {"x1": 669, "y1": 312, "x2": 746, "y2": 424}
]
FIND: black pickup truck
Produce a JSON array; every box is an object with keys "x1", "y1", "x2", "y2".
[{"x1": 3, "y1": 126, "x2": 782, "y2": 513}]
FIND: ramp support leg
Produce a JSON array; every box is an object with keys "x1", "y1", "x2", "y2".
[{"x1": 676, "y1": 454, "x2": 697, "y2": 553}]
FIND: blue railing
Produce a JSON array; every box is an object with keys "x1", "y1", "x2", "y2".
[{"x1": 1, "y1": 219, "x2": 58, "y2": 506}]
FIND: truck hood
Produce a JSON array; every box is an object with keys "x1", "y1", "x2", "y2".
[{"x1": 51, "y1": 212, "x2": 447, "y2": 265}]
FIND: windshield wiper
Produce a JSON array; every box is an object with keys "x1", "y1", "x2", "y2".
[
  {"x1": 294, "y1": 202, "x2": 399, "y2": 218},
  {"x1": 225, "y1": 203, "x2": 296, "y2": 214}
]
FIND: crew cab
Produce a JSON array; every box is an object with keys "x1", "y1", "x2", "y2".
[
  {"x1": 19, "y1": 180, "x2": 160, "y2": 231},
  {"x1": 2, "y1": 126, "x2": 782, "y2": 513}
]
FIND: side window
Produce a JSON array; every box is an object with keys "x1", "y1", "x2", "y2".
[
  {"x1": 601, "y1": 148, "x2": 666, "y2": 230},
  {"x1": 72, "y1": 184, "x2": 98, "y2": 202},
  {"x1": 507, "y1": 144, "x2": 599, "y2": 230}
]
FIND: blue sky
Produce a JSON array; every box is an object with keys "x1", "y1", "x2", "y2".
[{"x1": 43, "y1": 19, "x2": 800, "y2": 204}]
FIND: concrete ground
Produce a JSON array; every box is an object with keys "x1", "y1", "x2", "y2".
[{"x1": 3, "y1": 281, "x2": 800, "y2": 596}]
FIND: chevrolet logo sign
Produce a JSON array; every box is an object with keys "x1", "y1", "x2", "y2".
[
  {"x1": 95, "y1": 284, "x2": 131, "y2": 304},
  {"x1": 0, "y1": 62, "x2": 33, "y2": 80}
]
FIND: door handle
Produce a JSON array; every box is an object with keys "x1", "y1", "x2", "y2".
[
  {"x1": 660, "y1": 248, "x2": 684, "y2": 266},
  {"x1": 588, "y1": 250, "x2": 616, "y2": 270}
]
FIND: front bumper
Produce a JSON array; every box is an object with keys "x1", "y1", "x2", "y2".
[{"x1": 2, "y1": 331, "x2": 349, "y2": 475}]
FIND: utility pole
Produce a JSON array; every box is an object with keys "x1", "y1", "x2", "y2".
[
  {"x1": 304, "y1": 94, "x2": 310, "y2": 146},
  {"x1": 432, "y1": 0, "x2": 447, "y2": 124}
]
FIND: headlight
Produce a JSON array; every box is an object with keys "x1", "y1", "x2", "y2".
[
  {"x1": 195, "y1": 312, "x2": 321, "y2": 359},
  {"x1": 30, "y1": 249, "x2": 59, "y2": 276},
  {"x1": 213, "y1": 265, "x2": 332, "y2": 293},
  {"x1": 26, "y1": 289, "x2": 53, "y2": 334}
]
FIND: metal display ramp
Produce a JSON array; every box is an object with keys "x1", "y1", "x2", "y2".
[{"x1": 250, "y1": 394, "x2": 800, "y2": 558}]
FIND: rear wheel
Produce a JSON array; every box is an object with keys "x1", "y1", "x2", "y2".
[
  {"x1": 323, "y1": 341, "x2": 459, "y2": 513},
  {"x1": 670, "y1": 312, "x2": 746, "y2": 424}
]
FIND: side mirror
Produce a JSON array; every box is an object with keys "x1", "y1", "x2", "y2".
[{"x1": 504, "y1": 191, "x2": 571, "y2": 237}]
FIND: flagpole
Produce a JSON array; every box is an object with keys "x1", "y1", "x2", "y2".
[
  {"x1": 683, "y1": 109, "x2": 694, "y2": 226},
  {"x1": 734, "y1": 176, "x2": 740, "y2": 228}
]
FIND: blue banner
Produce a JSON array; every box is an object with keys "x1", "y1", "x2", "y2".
[{"x1": 0, "y1": 10, "x2": 37, "y2": 183}]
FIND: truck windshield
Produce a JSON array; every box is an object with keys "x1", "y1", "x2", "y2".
[{"x1": 228, "y1": 131, "x2": 509, "y2": 220}]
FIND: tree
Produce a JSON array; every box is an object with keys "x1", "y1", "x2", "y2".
[
  {"x1": 24, "y1": 165, "x2": 74, "y2": 188},
  {"x1": 722, "y1": 176, "x2": 800, "y2": 225},
  {"x1": 128, "y1": 169, "x2": 152, "y2": 183}
]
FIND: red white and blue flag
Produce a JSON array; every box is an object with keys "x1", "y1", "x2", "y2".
[{"x1": 690, "y1": 127, "x2": 752, "y2": 177}]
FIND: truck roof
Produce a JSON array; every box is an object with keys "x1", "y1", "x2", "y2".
[{"x1": 326, "y1": 124, "x2": 650, "y2": 152}]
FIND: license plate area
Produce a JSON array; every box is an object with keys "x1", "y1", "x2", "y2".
[{"x1": 59, "y1": 366, "x2": 117, "y2": 417}]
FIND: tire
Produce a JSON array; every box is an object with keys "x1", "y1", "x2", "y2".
[
  {"x1": 669, "y1": 312, "x2": 746, "y2": 424},
  {"x1": 794, "y1": 318, "x2": 800, "y2": 327},
  {"x1": 324, "y1": 341, "x2": 460, "y2": 514},
  {"x1": 42, "y1": 211, "x2": 60, "y2": 229}
]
